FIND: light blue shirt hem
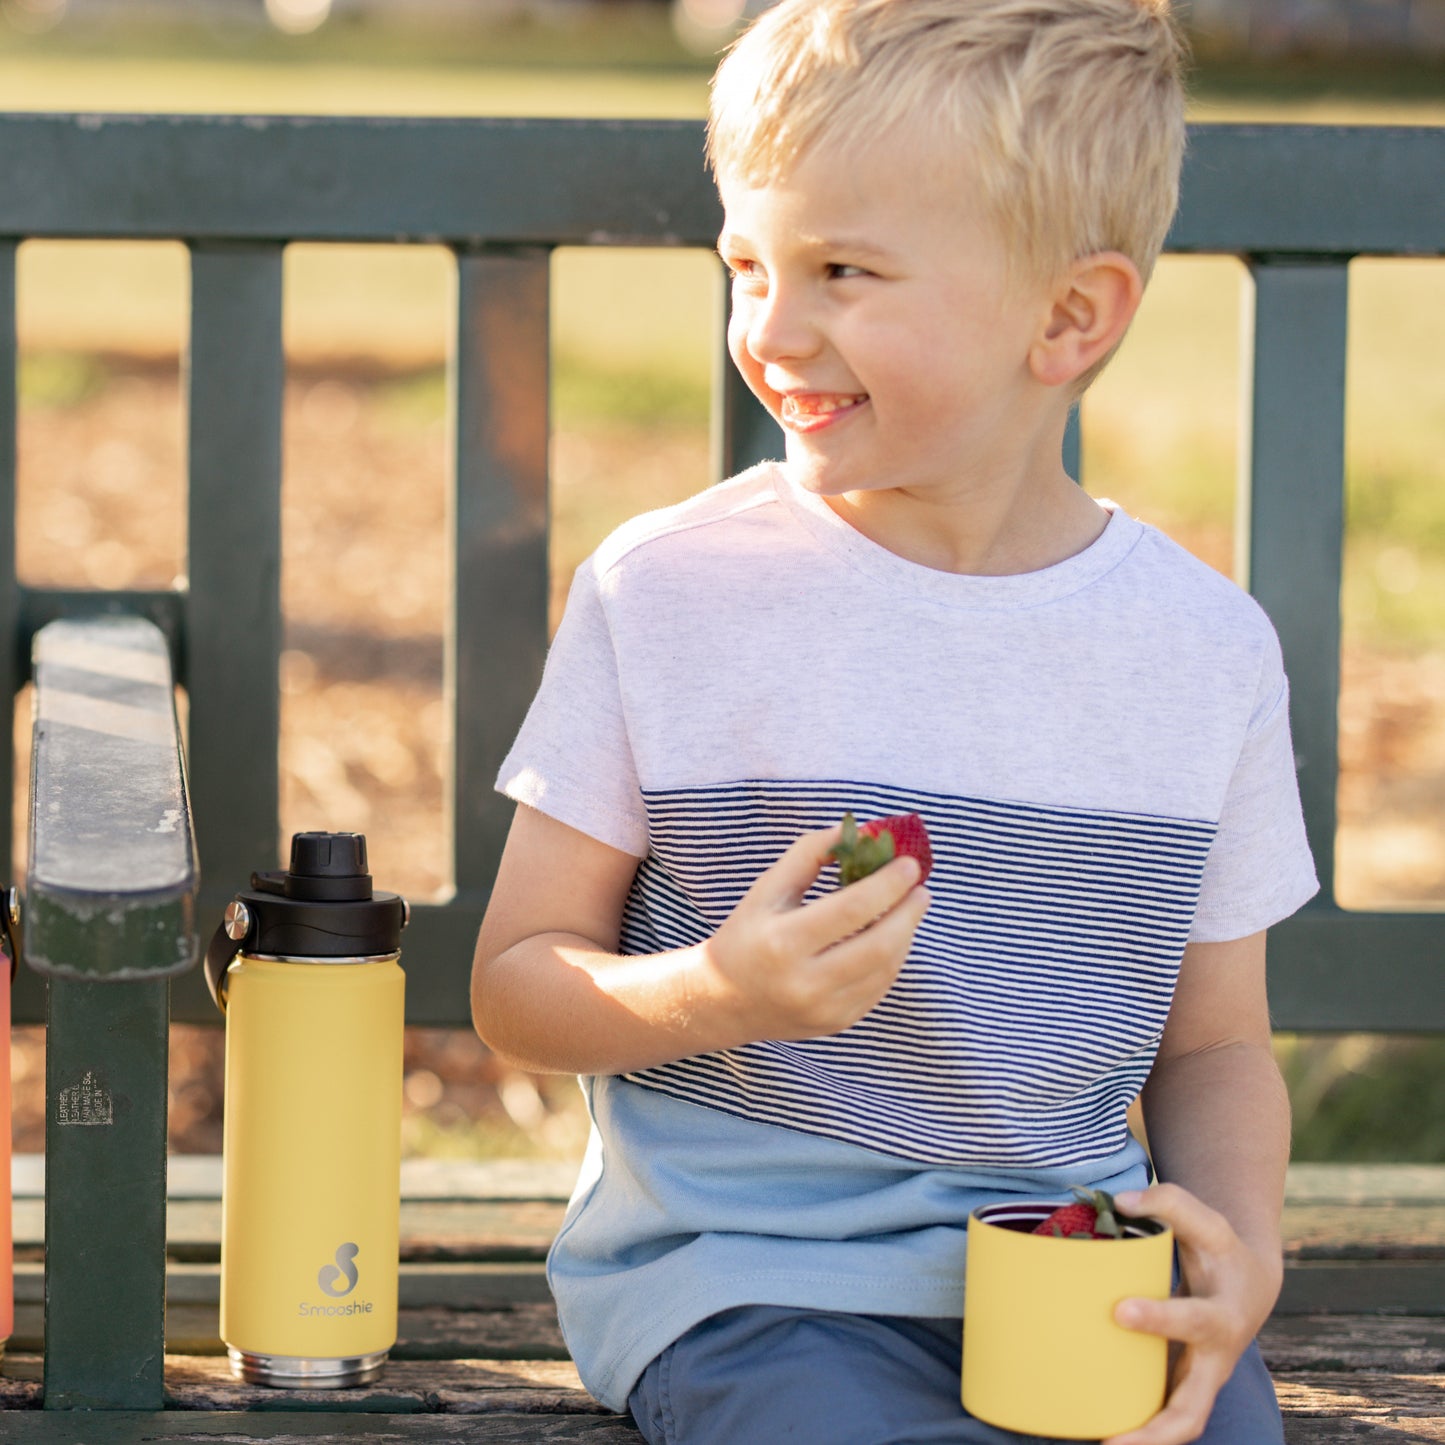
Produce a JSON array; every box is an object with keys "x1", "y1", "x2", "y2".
[{"x1": 547, "y1": 1078, "x2": 1152, "y2": 1412}]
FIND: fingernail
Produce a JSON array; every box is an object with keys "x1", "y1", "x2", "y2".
[
  {"x1": 1115, "y1": 1300, "x2": 1141, "y2": 1327},
  {"x1": 1114, "y1": 1190, "x2": 1141, "y2": 1209}
]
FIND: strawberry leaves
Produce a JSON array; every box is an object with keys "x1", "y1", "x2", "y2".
[{"x1": 828, "y1": 811, "x2": 933, "y2": 886}]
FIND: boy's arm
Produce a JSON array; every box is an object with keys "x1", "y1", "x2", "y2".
[
  {"x1": 1105, "y1": 929, "x2": 1289, "y2": 1445},
  {"x1": 471, "y1": 803, "x2": 929, "y2": 1076}
]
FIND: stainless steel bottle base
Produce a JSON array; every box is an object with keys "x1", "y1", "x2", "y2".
[{"x1": 228, "y1": 1346, "x2": 389, "y2": 1388}]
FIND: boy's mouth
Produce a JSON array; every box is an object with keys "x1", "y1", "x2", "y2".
[{"x1": 780, "y1": 392, "x2": 869, "y2": 431}]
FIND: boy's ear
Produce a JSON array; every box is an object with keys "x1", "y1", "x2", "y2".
[{"x1": 1028, "y1": 252, "x2": 1144, "y2": 389}]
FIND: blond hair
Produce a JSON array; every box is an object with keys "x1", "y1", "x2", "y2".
[{"x1": 707, "y1": 0, "x2": 1188, "y2": 289}]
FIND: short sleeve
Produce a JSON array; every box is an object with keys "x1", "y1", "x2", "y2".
[
  {"x1": 1189, "y1": 636, "x2": 1320, "y2": 942},
  {"x1": 495, "y1": 558, "x2": 649, "y2": 858}
]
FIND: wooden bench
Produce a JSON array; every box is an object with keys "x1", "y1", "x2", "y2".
[
  {"x1": 4, "y1": 1155, "x2": 1444, "y2": 1442},
  {"x1": 1, "y1": 114, "x2": 1443, "y2": 1440}
]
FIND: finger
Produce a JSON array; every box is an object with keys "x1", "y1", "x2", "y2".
[
  {"x1": 792, "y1": 886, "x2": 931, "y2": 1026},
  {"x1": 791, "y1": 855, "x2": 925, "y2": 952},
  {"x1": 812, "y1": 879, "x2": 930, "y2": 978},
  {"x1": 1115, "y1": 1293, "x2": 1218, "y2": 1346},
  {"x1": 1102, "y1": 1354, "x2": 1224, "y2": 1445},
  {"x1": 1114, "y1": 1184, "x2": 1234, "y2": 1254},
  {"x1": 748, "y1": 824, "x2": 846, "y2": 909}
]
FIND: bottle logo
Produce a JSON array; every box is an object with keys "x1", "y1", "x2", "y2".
[{"x1": 317, "y1": 1242, "x2": 360, "y2": 1298}]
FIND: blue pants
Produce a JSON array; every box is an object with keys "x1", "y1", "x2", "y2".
[{"x1": 627, "y1": 1306, "x2": 1283, "y2": 1445}]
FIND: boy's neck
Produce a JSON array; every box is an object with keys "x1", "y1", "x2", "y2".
[{"x1": 821, "y1": 466, "x2": 1109, "y2": 577}]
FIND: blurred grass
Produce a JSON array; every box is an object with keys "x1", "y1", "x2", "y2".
[{"x1": 1276, "y1": 1034, "x2": 1445, "y2": 1162}]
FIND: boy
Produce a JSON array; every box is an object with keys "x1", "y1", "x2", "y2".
[{"x1": 472, "y1": 1, "x2": 1319, "y2": 1441}]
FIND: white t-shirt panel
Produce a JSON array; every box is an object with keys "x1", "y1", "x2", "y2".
[{"x1": 502, "y1": 462, "x2": 1315, "y2": 932}]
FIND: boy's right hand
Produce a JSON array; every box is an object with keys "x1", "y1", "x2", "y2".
[{"x1": 701, "y1": 823, "x2": 931, "y2": 1045}]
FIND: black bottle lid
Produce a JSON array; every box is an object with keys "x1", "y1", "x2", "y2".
[{"x1": 204, "y1": 832, "x2": 406, "y2": 1009}]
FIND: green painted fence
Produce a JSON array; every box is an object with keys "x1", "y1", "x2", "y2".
[{"x1": 1, "y1": 115, "x2": 1442, "y2": 1033}]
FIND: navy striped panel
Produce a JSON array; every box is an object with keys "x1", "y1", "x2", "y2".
[{"x1": 620, "y1": 780, "x2": 1216, "y2": 1170}]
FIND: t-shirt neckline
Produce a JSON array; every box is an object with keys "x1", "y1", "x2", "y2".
[{"x1": 769, "y1": 463, "x2": 1142, "y2": 611}]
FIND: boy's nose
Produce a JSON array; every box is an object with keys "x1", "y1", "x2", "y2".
[{"x1": 737, "y1": 286, "x2": 820, "y2": 365}]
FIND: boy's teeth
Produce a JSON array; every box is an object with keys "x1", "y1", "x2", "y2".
[{"x1": 785, "y1": 394, "x2": 866, "y2": 418}]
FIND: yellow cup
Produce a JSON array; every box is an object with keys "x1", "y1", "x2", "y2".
[{"x1": 961, "y1": 1199, "x2": 1173, "y2": 1440}]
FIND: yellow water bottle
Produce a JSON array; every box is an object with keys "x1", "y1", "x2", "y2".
[{"x1": 205, "y1": 832, "x2": 406, "y2": 1388}]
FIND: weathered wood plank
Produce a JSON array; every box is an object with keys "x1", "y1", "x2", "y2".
[
  {"x1": 1277, "y1": 1263, "x2": 1445, "y2": 1317},
  {"x1": 1262, "y1": 1317, "x2": 1445, "y2": 1373},
  {"x1": 17, "y1": 1157, "x2": 1442, "y2": 1205},
  {"x1": 156, "y1": 1360, "x2": 1445, "y2": 1419},
  {"x1": 10, "y1": 1154, "x2": 580, "y2": 1203},
  {"x1": 0, "y1": 1354, "x2": 40, "y2": 1408},
  {"x1": 30, "y1": 1291, "x2": 1445, "y2": 1368},
  {"x1": 11, "y1": 1197, "x2": 563, "y2": 1261},
  {"x1": 393, "y1": 1303, "x2": 567, "y2": 1362},
  {"x1": 1272, "y1": 1374, "x2": 1445, "y2": 1418},
  {"x1": 1286, "y1": 1206, "x2": 1445, "y2": 1260},
  {"x1": 18, "y1": 1195, "x2": 1445, "y2": 1263},
  {"x1": 7, "y1": 1300, "x2": 569, "y2": 1361},
  {"x1": 1240, "y1": 258, "x2": 1347, "y2": 907},
  {"x1": 0, "y1": 240, "x2": 18, "y2": 903},
  {"x1": 0, "y1": 1417, "x2": 1439, "y2": 1445},
  {"x1": 4, "y1": 1355, "x2": 593, "y2": 1402},
  {"x1": 163, "y1": 1356, "x2": 597, "y2": 1412},
  {"x1": 14, "y1": 1259, "x2": 551, "y2": 1310},
  {"x1": 1286, "y1": 1167, "x2": 1445, "y2": 1205},
  {"x1": 10, "y1": 1356, "x2": 1445, "y2": 1426},
  {"x1": 7, "y1": 1362, "x2": 1445, "y2": 1440},
  {"x1": 3, "y1": 118, "x2": 1441, "y2": 258},
  {"x1": 1283, "y1": 1422, "x2": 1445, "y2": 1443},
  {"x1": 18, "y1": 1156, "x2": 1438, "y2": 1209},
  {"x1": 0, "y1": 1411, "x2": 645, "y2": 1442},
  {"x1": 108, "y1": 1303, "x2": 571, "y2": 1366},
  {"x1": 446, "y1": 245, "x2": 549, "y2": 1015},
  {"x1": 26, "y1": 617, "x2": 197, "y2": 978}
]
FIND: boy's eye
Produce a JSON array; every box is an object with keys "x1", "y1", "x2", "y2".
[
  {"x1": 827, "y1": 263, "x2": 869, "y2": 280},
  {"x1": 719, "y1": 252, "x2": 760, "y2": 280}
]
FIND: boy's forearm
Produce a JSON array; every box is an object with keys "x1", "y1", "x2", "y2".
[
  {"x1": 473, "y1": 932, "x2": 739, "y2": 1076},
  {"x1": 1139, "y1": 1039, "x2": 1291, "y2": 1285}
]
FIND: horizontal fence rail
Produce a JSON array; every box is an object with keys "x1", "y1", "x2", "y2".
[
  {"x1": 0, "y1": 115, "x2": 1441, "y2": 1030},
  {"x1": 0, "y1": 117, "x2": 1441, "y2": 255}
]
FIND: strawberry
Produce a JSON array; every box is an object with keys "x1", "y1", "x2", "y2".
[
  {"x1": 1032, "y1": 1187, "x2": 1125, "y2": 1240},
  {"x1": 828, "y1": 811, "x2": 933, "y2": 886}
]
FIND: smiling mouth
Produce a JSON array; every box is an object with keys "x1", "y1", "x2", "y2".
[{"x1": 780, "y1": 393, "x2": 869, "y2": 431}]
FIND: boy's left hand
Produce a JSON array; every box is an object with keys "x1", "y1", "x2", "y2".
[{"x1": 1102, "y1": 1183, "x2": 1283, "y2": 1445}]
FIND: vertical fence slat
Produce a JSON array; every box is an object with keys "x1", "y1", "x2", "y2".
[
  {"x1": 450, "y1": 248, "x2": 550, "y2": 916},
  {"x1": 0, "y1": 242, "x2": 16, "y2": 883},
  {"x1": 43, "y1": 978, "x2": 170, "y2": 1407},
  {"x1": 182, "y1": 244, "x2": 284, "y2": 1014},
  {"x1": 715, "y1": 272, "x2": 784, "y2": 481},
  {"x1": 1063, "y1": 407, "x2": 1082, "y2": 485},
  {"x1": 1239, "y1": 257, "x2": 1349, "y2": 905},
  {"x1": 0, "y1": 244, "x2": 46, "y2": 1027}
]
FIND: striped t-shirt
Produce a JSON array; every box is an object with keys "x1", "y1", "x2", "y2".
[{"x1": 497, "y1": 463, "x2": 1318, "y2": 1408}]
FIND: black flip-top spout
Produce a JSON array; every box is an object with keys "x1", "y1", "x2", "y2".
[{"x1": 252, "y1": 831, "x2": 376, "y2": 903}]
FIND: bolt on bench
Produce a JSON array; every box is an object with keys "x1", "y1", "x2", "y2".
[{"x1": 0, "y1": 115, "x2": 1443, "y2": 1441}]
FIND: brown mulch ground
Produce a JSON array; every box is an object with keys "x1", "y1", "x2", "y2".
[{"x1": 9, "y1": 355, "x2": 1444, "y2": 1160}]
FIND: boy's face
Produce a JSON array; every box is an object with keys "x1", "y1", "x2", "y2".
[{"x1": 717, "y1": 134, "x2": 1057, "y2": 506}]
